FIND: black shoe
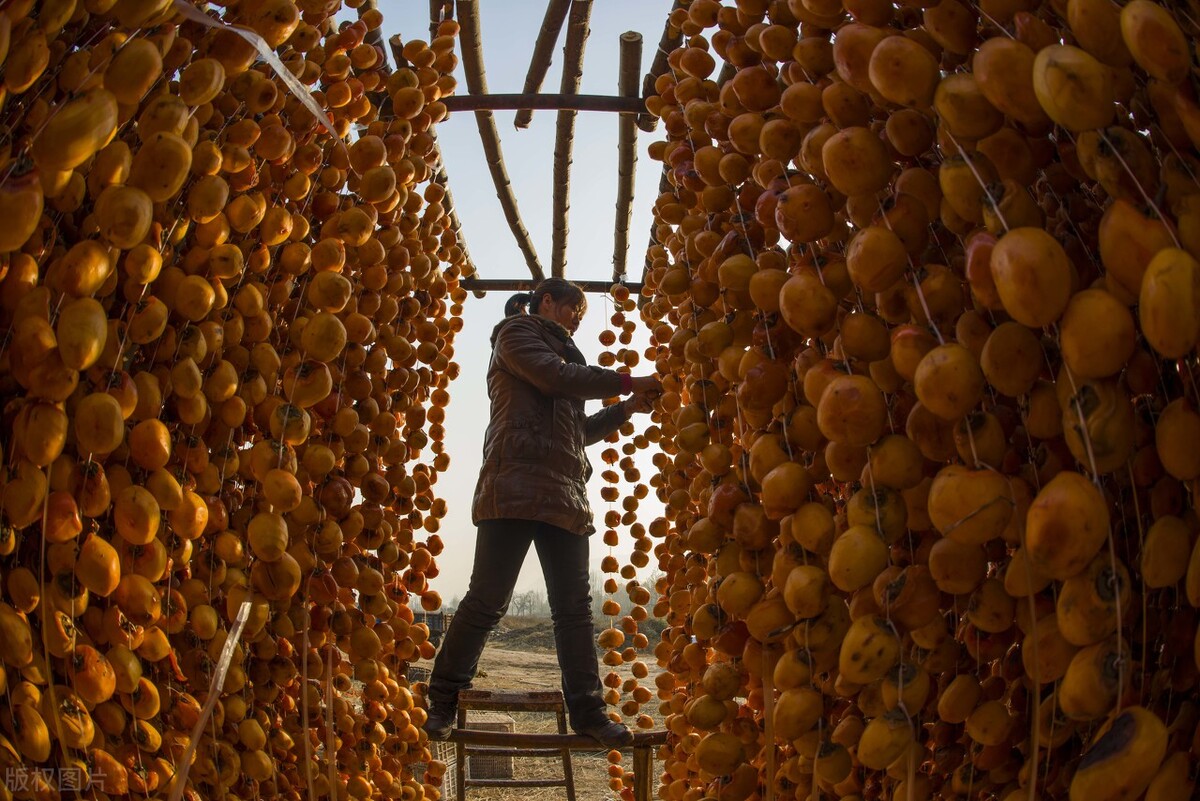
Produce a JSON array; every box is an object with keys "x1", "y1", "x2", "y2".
[
  {"x1": 423, "y1": 705, "x2": 456, "y2": 741},
  {"x1": 576, "y1": 719, "x2": 633, "y2": 748}
]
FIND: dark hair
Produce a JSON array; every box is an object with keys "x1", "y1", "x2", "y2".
[
  {"x1": 504, "y1": 278, "x2": 586, "y2": 317},
  {"x1": 504, "y1": 293, "x2": 534, "y2": 317}
]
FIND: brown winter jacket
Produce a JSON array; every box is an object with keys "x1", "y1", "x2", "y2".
[{"x1": 471, "y1": 314, "x2": 630, "y2": 535}]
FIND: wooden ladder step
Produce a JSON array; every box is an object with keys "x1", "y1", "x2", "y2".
[
  {"x1": 464, "y1": 777, "x2": 570, "y2": 789},
  {"x1": 462, "y1": 745, "x2": 566, "y2": 758}
]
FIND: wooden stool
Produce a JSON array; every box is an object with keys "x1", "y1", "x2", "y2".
[
  {"x1": 449, "y1": 721, "x2": 669, "y2": 801},
  {"x1": 453, "y1": 689, "x2": 576, "y2": 801}
]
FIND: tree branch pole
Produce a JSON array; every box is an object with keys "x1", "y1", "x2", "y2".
[
  {"x1": 389, "y1": 35, "x2": 478, "y2": 280},
  {"x1": 357, "y1": 0, "x2": 388, "y2": 70},
  {"x1": 551, "y1": 0, "x2": 593, "y2": 278},
  {"x1": 717, "y1": 59, "x2": 736, "y2": 87},
  {"x1": 457, "y1": 0, "x2": 546, "y2": 281},
  {"x1": 513, "y1": 0, "x2": 573, "y2": 129},
  {"x1": 612, "y1": 31, "x2": 642, "y2": 283},
  {"x1": 459, "y1": 278, "x2": 640, "y2": 296},
  {"x1": 637, "y1": 0, "x2": 685, "y2": 133},
  {"x1": 428, "y1": 0, "x2": 452, "y2": 41}
]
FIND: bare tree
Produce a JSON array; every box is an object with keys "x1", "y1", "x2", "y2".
[{"x1": 512, "y1": 590, "x2": 541, "y2": 617}]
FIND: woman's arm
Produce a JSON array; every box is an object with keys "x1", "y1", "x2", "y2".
[
  {"x1": 583, "y1": 403, "x2": 629, "y2": 445},
  {"x1": 495, "y1": 318, "x2": 624, "y2": 400},
  {"x1": 586, "y1": 393, "x2": 658, "y2": 444}
]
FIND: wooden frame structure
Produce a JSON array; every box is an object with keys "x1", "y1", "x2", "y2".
[
  {"x1": 380, "y1": 0, "x2": 674, "y2": 293},
  {"x1": 377, "y1": 6, "x2": 682, "y2": 795},
  {"x1": 369, "y1": 1, "x2": 710, "y2": 293}
]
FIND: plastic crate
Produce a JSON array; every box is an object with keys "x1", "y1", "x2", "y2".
[
  {"x1": 411, "y1": 740, "x2": 456, "y2": 799},
  {"x1": 465, "y1": 712, "x2": 515, "y2": 780}
]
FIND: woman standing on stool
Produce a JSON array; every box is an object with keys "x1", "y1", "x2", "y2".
[{"x1": 422, "y1": 278, "x2": 660, "y2": 748}]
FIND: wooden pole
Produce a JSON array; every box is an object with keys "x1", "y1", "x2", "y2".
[
  {"x1": 389, "y1": 35, "x2": 478, "y2": 280},
  {"x1": 637, "y1": 0, "x2": 686, "y2": 133},
  {"x1": 428, "y1": 156, "x2": 477, "y2": 279},
  {"x1": 358, "y1": 0, "x2": 389, "y2": 70},
  {"x1": 717, "y1": 60, "x2": 736, "y2": 87},
  {"x1": 632, "y1": 744, "x2": 653, "y2": 801},
  {"x1": 428, "y1": 0, "x2": 452, "y2": 41},
  {"x1": 612, "y1": 31, "x2": 642, "y2": 283},
  {"x1": 636, "y1": 228, "x2": 659, "y2": 311},
  {"x1": 551, "y1": 0, "x2": 593, "y2": 278},
  {"x1": 440, "y1": 93, "x2": 645, "y2": 114},
  {"x1": 513, "y1": 0, "x2": 573, "y2": 129},
  {"x1": 458, "y1": 0, "x2": 546, "y2": 281},
  {"x1": 167, "y1": 603, "x2": 251, "y2": 801}
]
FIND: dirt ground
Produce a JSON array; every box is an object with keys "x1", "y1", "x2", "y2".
[{"x1": 410, "y1": 616, "x2": 666, "y2": 801}]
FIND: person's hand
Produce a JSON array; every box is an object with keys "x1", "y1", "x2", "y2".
[
  {"x1": 630, "y1": 375, "x2": 661, "y2": 396},
  {"x1": 623, "y1": 394, "x2": 656, "y2": 416}
]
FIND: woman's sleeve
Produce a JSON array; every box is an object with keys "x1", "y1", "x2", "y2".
[
  {"x1": 495, "y1": 319, "x2": 624, "y2": 400},
  {"x1": 584, "y1": 403, "x2": 629, "y2": 445}
]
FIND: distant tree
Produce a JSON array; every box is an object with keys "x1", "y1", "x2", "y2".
[
  {"x1": 512, "y1": 590, "x2": 542, "y2": 617},
  {"x1": 529, "y1": 590, "x2": 550, "y2": 616}
]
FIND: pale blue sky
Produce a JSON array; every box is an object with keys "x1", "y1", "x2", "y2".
[{"x1": 378, "y1": 1, "x2": 674, "y2": 601}]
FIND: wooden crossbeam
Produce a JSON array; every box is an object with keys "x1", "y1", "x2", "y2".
[
  {"x1": 448, "y1": 728, "x2": 668, "y2": 749},
  {"x1": 459, "y1": 278, "x2": 641, "y2": 296},
  {"x1": 441, "y1": 93, "x2": 646, "y2": 114}
]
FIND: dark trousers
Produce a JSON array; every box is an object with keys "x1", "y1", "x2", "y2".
[{"x1": 427, "y1": 518, "x2": 607, "y2": 728}]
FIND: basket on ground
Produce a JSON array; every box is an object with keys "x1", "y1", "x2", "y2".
[
  {"x1": 464, "y1": 712, "x2": 516, "y2": 779},
  {"x1": 411, "y1": 739, "x2": 456, "y2": 798}
]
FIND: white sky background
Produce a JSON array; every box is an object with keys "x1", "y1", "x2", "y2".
[{"x1": 377, "y1": 1, "x2": 675, "y2": 602}]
